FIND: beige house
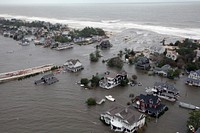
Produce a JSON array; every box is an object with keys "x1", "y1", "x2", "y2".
[{"x1": 166, "y1": 50, "x2": 178, "y2": 61}]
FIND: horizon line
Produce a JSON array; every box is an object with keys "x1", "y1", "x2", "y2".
[{"x1": 0, "y1": 1, "x2": 200, "y2": 6}]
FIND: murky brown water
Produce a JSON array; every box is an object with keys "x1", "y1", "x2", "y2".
[{"x1": 0, "y1": 35, "x2": 199, "y2": 133}]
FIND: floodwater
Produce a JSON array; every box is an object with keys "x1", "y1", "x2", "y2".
[{"x1": 0, "y1": 35, "x2": 200, "y2": 133}]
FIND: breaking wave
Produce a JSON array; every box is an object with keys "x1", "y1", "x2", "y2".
[
  {"x1": 0, "y1": 14, "x2": 200, "y2": 39},
  {"x1": 101, "y1": 19, "x2": 121, "y2": 23}
]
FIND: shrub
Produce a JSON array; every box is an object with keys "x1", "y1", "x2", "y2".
[
  {"x1": 86, "y1": 98, "x2": 96, "y2": 106},
  {"x1": 80, "y1": 78, "x2": 89, "y2": 86}
]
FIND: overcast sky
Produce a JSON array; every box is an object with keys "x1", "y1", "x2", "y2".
[{"x1": 0, "y1": 0, "x2": 199, "y2": 5}]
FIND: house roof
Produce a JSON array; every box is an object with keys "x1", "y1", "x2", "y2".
[
  {"x1": 44, "y1": 77, "x2": 59, "y2": 85},
  {"x1": 119, "y1": 107, "x2": 141, "y2": 124},
  {"x1": 136, "y1": 56, "x2": 149, "y2": 65},
  {"x1": 154, "y1": 64, "x2": 171, "y2": 72},
  {"x1": 190, "y1": 70, "x2": 200, "y2": 76},
  {"x1": 41, "y1": 73, "x2": 55, "y2": 80},
  {"x1": 138, "y1": 94, "x2": 160, "y2": 104},
  {"x1": 105, "y1": 70, "x2": 127, "y2": 78},
  {"x1": 136, "y1": 94, "x2": 167, "y2": 115},
  {"x1": 154, "y1": 82, "x2": 179, "y2": 93},
  {"x1": 106, "y1": 105, "x2": 142, "y2": 125},
  {"x1": 99, "y1": 40, "x2": 112, "y2": 48},
  {"x1": 65, "y1": 59, "x2": 81, "y2": 65},
  {"x1": 107, "y1": 106, "x2": 124, "y2": 116}
]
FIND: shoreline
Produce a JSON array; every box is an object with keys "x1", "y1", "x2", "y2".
[{"x1": 0, "y1": 14, "x2": 200, "y2": 40}]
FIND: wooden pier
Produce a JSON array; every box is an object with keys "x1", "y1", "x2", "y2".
[{"x1": 0, "y1": 64, "x2": 55, "y2": 83}]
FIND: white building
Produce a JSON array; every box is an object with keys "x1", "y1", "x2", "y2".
[
  {"x1": 100, "y1": 105, "x2": 146, "y2": 133},
  {"x1": 99, "y1": 71, "x2": 127, "y2": 89},
  {"x1": 63, "y1": 59, "x2": 84, "y2": 72},
  {"x1": 166, "y1": 50, "x2": 178, "y2": 61},
  {"x1": 186, "y1": 70, "x2": 200, "y2": 87}
]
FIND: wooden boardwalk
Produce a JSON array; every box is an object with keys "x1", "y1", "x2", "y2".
[{"x1": 0, "y1": 64, "x2": 54, "y2": 83}]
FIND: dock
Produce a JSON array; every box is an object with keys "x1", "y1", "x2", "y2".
[
  {"x1": 97, "y1": 99, "x2": 106, "y2": 105},
  {"x1": 0, "y1": 64, "x2": 55, "y2": 83}
]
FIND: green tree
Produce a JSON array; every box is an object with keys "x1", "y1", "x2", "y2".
[
  {"x1": 90, "y1": 75, "x2": 100, "y2": 87},
  {"x1": 187, "y1": 110, "x2": 200, "y2": 130},
  {"x1": 132, "y1": 74, "x2": 138, "y2": 81},
  {"x1": 90, "y1": 53, "x2": 98, "y2": 62},
  {"x1": 120, "y1": 78, "x2": 129, "y2": 87},
  {"x1": 86, "y1": 98, "x2": 96, "y2": 106},
  {"x1": 167, "y1": 69, "x2": 181, "y2": 79},
  {"x1": 95, "y1": 50, "x2": 101, "y2": 58},
  {"x1": 107, "y1": 57, "x2": 124, "y2": 69},
  {"x1": 80, "y1": 78, "x2": 89, "y2": 86},
  {"x1": 96, "y1": 28, "x2": 105, "y2": 36},
  {"x1": 186, "y1": 63, "x2": 198, "y2": 72}
]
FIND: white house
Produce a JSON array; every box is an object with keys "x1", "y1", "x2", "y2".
[
  {"x1": 99, "y1": 71, "x2": 127, "y2": 89},
  {"x1": 186, "y1": 70, "x2": 200, "y2": 87},
  {"x1": 166, "y1": 50, "x2": 178, "y2": 61},
  {"x1": 63, "y1": 59, "x2": 84, "y2": 72},
  {"x1": 100, "y1": 105, "x2": 146, "y2": 133}
]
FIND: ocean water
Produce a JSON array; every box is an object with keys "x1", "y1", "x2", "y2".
[
  {"x1": 0, "y1": 2, "x2": 200, "y2": 39},
  {"x1": 0, "y1": 2, "x2": 200, "y2": 133}
]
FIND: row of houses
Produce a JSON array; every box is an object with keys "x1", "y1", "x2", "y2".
[
  {"x1": 64, "y1": 57, "x2": 200, "y2": 88},
  {"x1": 0, "y1": 17, "x2": 107, "y2": 49}
]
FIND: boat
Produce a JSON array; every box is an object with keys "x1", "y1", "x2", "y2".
[
  {"x1": 179, "y1": 102, "x2": 200, "y2": 110},
  {"x1": 105, "y1": 95, "x2": 115, "y2": 102}
]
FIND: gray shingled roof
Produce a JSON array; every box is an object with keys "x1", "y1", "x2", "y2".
[
  {"x1": 154, "y1": 82, "x2": 178, "y2": 93},
  {"x1": 66, "y1": 59, "x2": 80, "y2": 65},
  {"x1": 106, "y1": 105, "x2": 141, "y2": 125},
  {"x1": 190, "y1": 70, "x2": 200, "y2": 75},
  {"x1": 138, "y1": 94, "x2": 159, "y2": 104},
  {"x1": 35, "y1": 73, "x2": 59, "y2": 85},
  {"x1": 154, "y1": 64, "x2": 171, "y2": 72}
]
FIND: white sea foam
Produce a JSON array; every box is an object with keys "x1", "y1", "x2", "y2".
[
  {"x1": 0, "y1": 14, "x2": 200, "y2": 39},
  {"x1": 101, "y1": 19, "x2": 121, "y2": 23}
]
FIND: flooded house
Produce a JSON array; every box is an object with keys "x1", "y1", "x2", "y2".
[
  {"x1": 186, "y1": 70, "x2": 200, "y2": 87},
  {"x1": 34, "y1": 73, "x2": 59, "y2": 85},
  {"x1": 134, "y1": 94, "x2": 168, "y2": 117},
  {"x1": 63, "y1": 59, "x2": 84, "y2": 72},
  {"x1": 99, "y1": 71, "x2": 127, "y2": 89},
  {"x1": 135, "y1": 56, "x2": 151, "y2": 70},
  {"x1": 100, "y1": 105, "x2": 146, "y2": 133}
]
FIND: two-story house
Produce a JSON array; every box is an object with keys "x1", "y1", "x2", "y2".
[
  {"x1": 186, "y1": 70, "x2": 200, "y2": 87},
  {"x1": 135, "y1": 56, "x2": 151, "y2": 70},
  {"x1": 34, "y1": 73, "x2": 59, "y2": 85},
  {"x1": 63, "y1": 59, "x2": 84, "y2": 72},
  {"x1": 134, "y1": 94, "x2": 168, "y2": 117},
  {"x1": 99, "y1": 71, "x2": 127, "y2": 89},
  {"x1": 151, "y1": 82, "x2": 179, "y2": 102},
  {"x1": 166, "y1": 50, "x2": 178, "y2": 61},
  {"x1": 100, "y1": 105, "x2": 146, "y2": 133}
]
